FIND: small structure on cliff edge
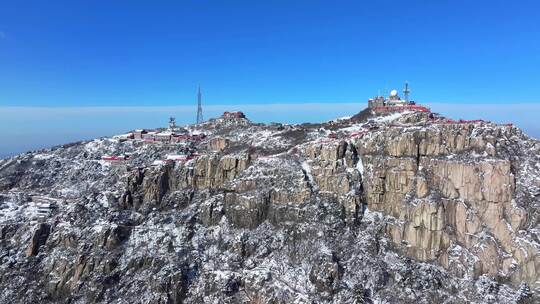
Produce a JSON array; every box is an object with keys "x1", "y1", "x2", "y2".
[
  {"x1": 367, "y1": 82, "x2": 430, "y2": 113},
  {"x1": 222, "y1": 111, "x2": 246, "y2": 119}
]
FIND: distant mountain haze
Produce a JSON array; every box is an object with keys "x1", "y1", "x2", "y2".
[{"x1": 0, "y1": 102, "x2": 538, "y2": 158}]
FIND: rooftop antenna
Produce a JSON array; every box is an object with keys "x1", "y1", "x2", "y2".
[
  {"x1": 403, "y1": 81, "x2": 411, "y2": 103},
  {"x1": 196, "y1": 86, "x2": 203, "y2": 124}
]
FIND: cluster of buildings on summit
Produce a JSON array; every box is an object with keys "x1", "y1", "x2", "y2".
[
  {"x1": 112, "y1": 87, "x2": 247, "y2": 145},
  {"x1": 110, "y1": 82, "x2": 427, "y2": 147},
  {"x1": 103, "y1": 82, "x2": 507, "y2": 164},
  {"x1": 367, "y1": 82, "x2": 430, "y2": 113},
  {"x1": 113, "y1": 82, "x2": 428, "y2": 148},
  {"x1": 170, "y1": 82, "x2": 430, "y2": 135}
]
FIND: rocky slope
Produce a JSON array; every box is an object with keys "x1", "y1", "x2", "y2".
[{"x1": 0, "y1": 109, "x2": 538, "y2": 303}]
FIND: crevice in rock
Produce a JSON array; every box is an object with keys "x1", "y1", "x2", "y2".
[
  {"x1": 416, "y1": 143, "x2": 421, "y2": 168},
  {"x1": 26, "y1": 223, "x2": 51, "y2": 257},
  {"x1": 158, "y1": 167, "x2": 170, "y2": 203}
]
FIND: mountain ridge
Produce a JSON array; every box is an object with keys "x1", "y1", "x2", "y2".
[{"x1": 0, "y1": 108, "x2": 538, "y2": 303}]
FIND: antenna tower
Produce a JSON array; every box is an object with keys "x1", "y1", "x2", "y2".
[
  {"x1": 196, "y1": 86, "x2": 203, "y2": 124},
  {"x1": 168, "y1": 117, "x2": 176, "y2": 130},
  {"x1": 403, "y1": 81, "x2": 411, "y2": 103}
]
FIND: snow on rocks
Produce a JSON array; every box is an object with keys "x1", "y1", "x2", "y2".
[{"x1": 0, "y1": 109, "x2": 538, "y2": 303}]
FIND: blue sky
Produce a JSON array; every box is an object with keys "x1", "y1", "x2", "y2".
[
  {"x1": 0, "y1": 1, "x2": 539, "y2": 156},
  {"x1": 1, "y1": 0, "x2": 539, "y2": 106}
]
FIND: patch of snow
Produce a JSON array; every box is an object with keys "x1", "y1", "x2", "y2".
[
  {"x1": 341, "y1": 124, "x2": 366, "y2": 132},
  {"x1": 301, "y1": 161, "x2": 318, "y2": 191},
  {"x1": 356, "y1": 156, "x2": 364, "y2": 176},
  {"x1": 152, "y1": 160, "x2": 166, "y2": 166},
  {"x1": 98, "y1": 193, "x2": 109, "y2": 208},
  {"x1": 33, "y1": 154, "x2": 54, "y2": 160}
]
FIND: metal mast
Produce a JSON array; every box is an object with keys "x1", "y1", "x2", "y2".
[
  {"x1": 403, "y1": 81, "x2": 411, "y2": 103},
  {"x1": 168, "y1": 116, "x2": 176, "y2": 130},
  {"x1": 196, "y1": 86, "x2": 203, "y2": 124}
]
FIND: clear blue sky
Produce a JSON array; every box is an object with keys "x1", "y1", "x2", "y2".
[
  {"x1": 1, "y1": 0, "x2": 539, "y2": 106},
  {"x1": 1, "y1": 1, "x2": 539, "y2": 157}
]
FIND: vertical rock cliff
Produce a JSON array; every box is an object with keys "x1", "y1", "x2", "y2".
[{"x1": 0, "y1": 110, "x2": 538, "y2": 303}]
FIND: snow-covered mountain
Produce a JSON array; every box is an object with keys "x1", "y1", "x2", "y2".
[{"x1": 0, "y1": 108, "x2": 538, "y2": 303}]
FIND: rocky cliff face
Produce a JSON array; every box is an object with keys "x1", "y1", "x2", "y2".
[
  {"x1": 0, "y1": 111, "x2": 538, "y2": 303},
  {"x1": 356, "y1": 121, "x2": 538, "y2": 287}
]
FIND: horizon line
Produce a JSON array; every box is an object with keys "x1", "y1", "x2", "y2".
[{"x1": 1, "y1": 101, "x2": 539, "y2": 110}]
